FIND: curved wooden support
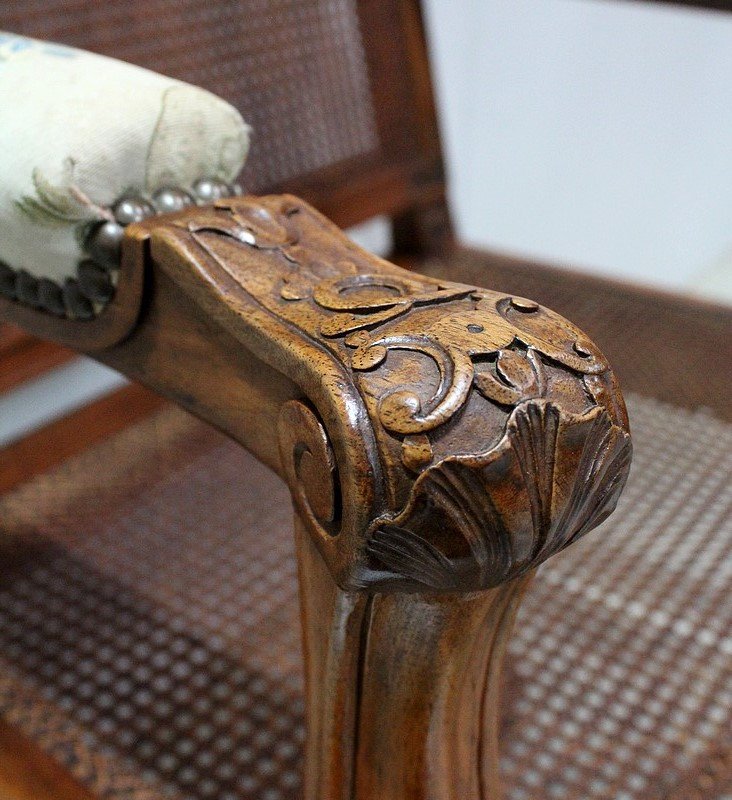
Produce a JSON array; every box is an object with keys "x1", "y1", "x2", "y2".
[
  {"x1": 0, "y1": 194, "x2": 632, "y2": 797},
  {"x1": 296, "y1": 513, "x2": 531, "y2": 800}
]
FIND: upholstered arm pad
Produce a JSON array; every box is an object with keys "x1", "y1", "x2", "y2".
[{"x1": 0, "y1": 32, "x2": 250, "y2": 303}]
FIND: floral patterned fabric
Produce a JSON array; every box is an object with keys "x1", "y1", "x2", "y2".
[{"x1": 0, "y1": 33, "x2": 251, "y2": 281}]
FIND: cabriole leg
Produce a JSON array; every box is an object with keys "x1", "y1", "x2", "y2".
[{"x1": 296, "y1": 514, "x2": 531, "y2": 800}]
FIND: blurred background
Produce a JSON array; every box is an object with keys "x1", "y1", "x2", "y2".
[
  {"x1": 1, "y1": 0, "x2": 731, "y2": 447},
  {"x1": 424, "y1": 0, "x2": 732, "y2": 299}
]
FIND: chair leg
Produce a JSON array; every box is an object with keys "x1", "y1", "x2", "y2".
[{"x1": 295, "y1": 514, "x2": 531, "y2": 800}]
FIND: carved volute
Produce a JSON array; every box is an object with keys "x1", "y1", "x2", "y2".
[{"x1": 133, "y1": 195, "x2": 632, "y2": 593}]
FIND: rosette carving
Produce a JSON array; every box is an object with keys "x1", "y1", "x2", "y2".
[{"x1": 144, "y1": 194, "x2": 632, "y2": 592}]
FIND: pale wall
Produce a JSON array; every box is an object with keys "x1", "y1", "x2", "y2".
[{"x1": 423, "y1": 0, "x2": 732, "y2": 291}]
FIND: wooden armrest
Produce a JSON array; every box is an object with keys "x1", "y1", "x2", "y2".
[{"x1": 0, "y1": 194, "x2": 632, "y2": 798}]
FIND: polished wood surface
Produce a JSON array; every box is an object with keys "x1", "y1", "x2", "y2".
[
  {"x1": 1, "y1": 388, "x2": 728, "y2": 800},
  {"x1": 0, "y1": 192, "x2": 632, "y2": 797},
  {"x1": 296, "y1": 514, "x2": 532, "y2": 800},
  {"x1": 0, "y1": 721, "x2": 93, "y2": 800},
  {"x1": 0, "y1": 0, "x2": 452, "y2": 390},
  {"x1": 419, "y1": 247, "x2": 732, "y2": 422},
  {"x1": 70, "y1": 195, "x2": 631, "y2": 592},
  {"x1": 0, "y1": 325, "x2": 73, "y2": 394}
]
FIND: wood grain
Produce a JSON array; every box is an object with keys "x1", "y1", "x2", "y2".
[
  {"x1": 0, "y1": 194, "x2": 631, "y2": 797},
  {"x1": 98, "y1": 196, "x2": 630, "y2": 593},
  {"x1": 0, "y1": 325, "x2": 73, "y2": 394},
  {"x1": 296, "y1": 511, "x2": 532, "y2": 800},
  {"x1": 0, "y1": 0, "x2": 640, "y2": 794}
]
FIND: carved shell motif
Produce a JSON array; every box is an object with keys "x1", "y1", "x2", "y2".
[{"x1": 365, "y1": 400, "x2": 632, "y2": 591}]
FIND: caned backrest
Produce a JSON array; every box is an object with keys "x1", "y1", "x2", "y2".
[{"x1": 0, "y1": 0, "x2": 446, "y2": 231}]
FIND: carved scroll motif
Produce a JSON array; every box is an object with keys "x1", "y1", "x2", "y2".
[
  {"x1": 313, "y1": 274, "x2": 607, "y2": 438},
  {"x1": 157, "y1": 195, "x2": 631, "y2": 592}
]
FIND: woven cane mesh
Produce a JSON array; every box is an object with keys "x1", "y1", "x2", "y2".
[
  {"x1": 0, "y1": 413, "x2": 304, "y2": 800},
  {"x1": 2, "y1": 0, "x2": 378, "y2": 192},
  {"x1": 0, "y1": 385, "x2": 730, "y2": 799},
  {"x1": 502, "y1": 396, "x2": 732, "y2": 800}
]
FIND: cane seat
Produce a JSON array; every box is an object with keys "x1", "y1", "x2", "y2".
[{"x1": 1, "y1": 252, "x2": 729, "y2": 800}]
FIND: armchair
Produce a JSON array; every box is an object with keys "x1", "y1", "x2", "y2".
[{"x1": 0, "y1": 2, "x2": 729, "y2": 799}]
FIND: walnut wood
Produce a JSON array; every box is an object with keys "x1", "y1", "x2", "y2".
[
  {"x1": 392, "y1": 194, "x2": 455, "y2": 258},
  {"x1": 296, "y1": 511, "x2": 532, "y2": 800},
  {"x1": 3, "y1": 0, "x2": 728, "y2": 399},
  {"x1": 296, "y1": 515, "x2": 368, "y2": 799},
  {"x1": 1, "y1": 194, "x2": 636, "y2": 589},
  {"x1": 0, "y1": 325, "x2": 74, "y2": 394},
  {"x1": 0, "y1": 194, "x2": 631, "y2": 797},
  {"x1": 0, "y1": 1, "x2": 678, "y2": 794},
  {"x1": 353, "y1": 577, "x2": 530, "y2": 800},
  {"x1": 0, "y1": 0, "x2": 450, "y2": 391},
  {"x1": 418, "y1": 246, "x2": 732, "y2": 421},
  {"x1": 0, "y1": 720, "x2": 94, "y2": 800},
  {"x1": 0, "y1": 383, "x2": 165, "y2": 492}
]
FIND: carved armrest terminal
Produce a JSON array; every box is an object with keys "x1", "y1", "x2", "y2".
[{"x1": 1, "y1": 195, "x2": 631, "y2": 799}]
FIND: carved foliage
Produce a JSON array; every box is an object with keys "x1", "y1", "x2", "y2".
[
  {"x1": 166, "y1": 196, "x2": 631, "y2": 592},
  {"x1": 366, "y1": 401, "x2": 632, "y2": 591},
  {"x1": 314, "y1": 273, "x2": 608, "y2": 442}
]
